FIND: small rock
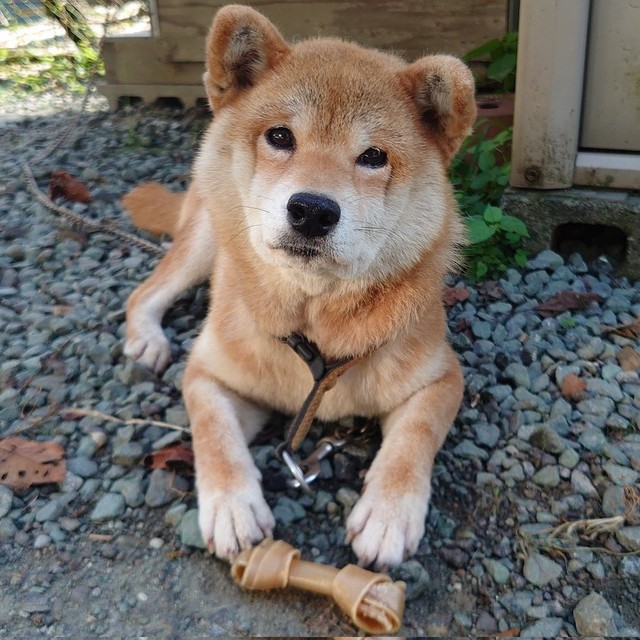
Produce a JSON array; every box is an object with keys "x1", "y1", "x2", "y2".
[
  {"x1": 571, "y1": 469, "x2": 598, "y2": 497},
  {"x1": 33, "y1": 533, "x2": 51, "y2": 549},
  {"x1": 112, "y1": 442, "x2": 144, "y2": 467},
  {"x1": 22, "y1": 594, "x2": 51, "y2": 613},
  {"x1": 112, "y1": 475, "x2": 145, "y2": 507},
  {"x1": 145, "y1": 469, "x2": 186, "y2": 508},
  {"x1": 559, "y1": 448, "x2": 580, "y2": 469},
  {"x1": 473, "y1": 423, "x2": 501, "y2": 448},
  {"x1": 586, "y1": 378, "x2": 623, "y2": 402},
  {"x1": 521, "y1": 617, "x2": 564, "y2": 637},
  {"x1": 475, "y1": 611, "x2": 498, "y2": 633},
  {"x1": 472, "y1": 321, "x2": 492, "y2": 340},
  {"x1": 164, "y1": 502, "x2": 188, "y2": 527},
  {"x1": 335, "y1": 488, "x2": 359, "y2": 515},
  {"x1": 532, "y1": 466, "x2": 560, "y2": 488},
  {"x1": 35, "y1": 499, "x2": 65, "y2": 522},
  {"x1": 602, "y1": 485, "x2": 627, "y2": 517},
  {"x1": 573, "y1": 592, "x2": 617, "y2": 636},
  {"x1": 603, "y1": 462, "x2": 639, "y2": 486},
  {"x1": 453, "y1": 440, "x2": 489, "y2": 460},
  {"x1": 529, "y1": 250, "x2": 564, "y2": 270},
  {"x1": 393, "y1": 559, "x2": 430, "y2": 601},
  {"x1": 67, "y1": 457, "x2": 99, "y2": 478},
  {"x1": 616, "y1": 526, "x2": 640, "y2": 552},
  {"x1": 90, "y1": 493, "x2": 125, "y2": 522},
  {"x1": 482, "y1": 558, "x2": 510, "y2": 585},
  {"x1": 179, "y1": 509, "x2": 207, "y2": 549},
  {"x1": 620, "y1": 556, "x2": 640, "y2": 577},
  {"x1": 0, "y1": 486, "x2": 13, "y2": 519},
  {"x1": 529, "y1": 426, "x2": 565, "y2": 454},
  {"x1": 523, "y1": 552, "x2": 563, "y2": 586},
  {"x1": 149, "y1": 537, "x2": 165, "y2": 550},
  {"x1": 273, "y1": 496, "x2": 306, "y2": 525},
  {"x1": 503, "y1": 363, "x2": 531, "y2": 389}
]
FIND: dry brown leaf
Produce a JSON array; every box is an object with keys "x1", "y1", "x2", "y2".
[
  {"x1": 49, "y1": 171, "x2": 92, "y2": 203},
  {"x1": 443, "y1": 286, "x2": 469, "y2": 307},
  {"x1": 561, "y1": 373, "x2": 586, "y2": 398},
  {"x1": 603, "y1": 317, "x2": 640, "y2": 340},
  {"x1": 0, "y1": 437, "x2": 66, "y2": 490},
  {"x1": 617, "y1": 346, "x2": 640, "y2": 372},
  {"x1": 143, "y1": 443, "x2": 194, "y2": 475},
  {"x1": 535, "y1": 291, "x2": 602, "y2": 317}
]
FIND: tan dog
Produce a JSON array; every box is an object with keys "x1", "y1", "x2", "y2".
[{"x1": 123, "y1": 5, "x2": 475, "y2": 569}]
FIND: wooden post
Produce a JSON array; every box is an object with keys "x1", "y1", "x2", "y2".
[{"x1": 510, "y1": 0, "x2": 590, "y2": 189}]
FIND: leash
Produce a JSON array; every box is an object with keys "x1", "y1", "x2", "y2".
[{"x1": 277, "y1": 333, "x2": 362, "y2": 494}]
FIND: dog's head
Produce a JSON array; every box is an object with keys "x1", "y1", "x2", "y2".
[{"x1": 199, "y1": 5, "x2": 475, "y2": 287}]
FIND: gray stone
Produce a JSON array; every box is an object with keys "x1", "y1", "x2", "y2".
[
  {"x1": 578, "y1": 427, "x2": 608, "y2": 453},
  {"x1": 586, "y1": 378, "x2": 623, "y2": 402},
  {"x1": 33, "y1": 533, "x2": 51, "y2": 549},
  {"x1": 570, "y1": 469, "x2": 598, "y2": 497},
  {"x1": 0, "y1": 518, "x2": 18, "y2": 539},
  {"x1": 394, "y1": 559, "x2": 430, "y2": 601},
  {"x1": 112, "y1": 441, "x2": 144, "y2": 468},
  {"x1": 529, "y1": 250, "x2": 564, "y2": 270},
  {"x1": 475, "y1": 611, "x2": 498, "y2": 633},
  {"x1": 603, "y1": 462, "x2": 639, "y2": 486},
  {"x1": 472, "y1": 321, "x2": 492, "y2": 340},
  {"x1": 577, "y1": 397, "x2": 615, "y2": 418},
  {"x1": 90, "y1": 493, "x2": 125, "y2": 522},
  {"x1": 559, "y1": 448, "x2": 580, "y2": 469},
  {"x1": 273, "y1": 496, "x2": 306, "y2": 525},
  {"x1": 453, "y1": 440, "x2": 489, "y2": 460},
  {"x1": 35, "y1": 499, "x2": 64, "y2": 522},
  {"x1": 503, "y1": 363, "x2": 531, "y2": 389},
  {"x1": 112, "y1": 475, "x2": 145, "y2": 507},
  {"x1": 22, "y1": 594, "x2": 51, "y2": 613},
  {"x1": 521, "y1": 617, "x2": 564, "y2": 638},
  {"x1": 0, "y1": 486, "x2": 13, "y2": 519},
  {"x1": 336, "y1": 487, "x2": 359, "y2": 513},
  {"x1": 145, "y1": 469, "x2": 185, "y2": 508},
  {"x1": 602, "y1": 485, "x2": 627, "y2": 517},
  {"x1": 67, "y1": 457, "x2": 98, "y2": 478},
  {"x1": 523, "y1": 552, "x2": 563, "y2": 586},
  {"x1": 577, "y1": 337, "x2": 605, "y2": 360},
  {"x1": 164, "y1": 502, "x2": 188, "y2": 527},
  {"x1": 529, "y1": 426, "x2": 565, "y2": 454},
  {"x1": 179, "y1": 509, "x2": 207, "y2": 549},
  {"x1": 532, "y1": 466, "x2": 560, "y2": 488},
  {"x1": 620, "y1": 556, "x2": 640, "y2": 577},
  {"x1": 573, "y1": 592, "x2": 617, "y2": 637},
  {"x1": 473, "y1": 423, "x2": 501, "y2": 448},
  {"x1": 165, "y1": 406, "x2": 189, "y2": 427},
  {"x1": 616, "y1": 526, "x2": 640, "y2": 552},
  {"x1": 482, "y1": 558, "x2": 510, "y2": 585}
]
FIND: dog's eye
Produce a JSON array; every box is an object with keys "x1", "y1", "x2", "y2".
[
  {"x1": 266, "y1": 127, "x2": 295, "y2": 151},
  {"x1": 356, "y1": 147, "x2": 388, "y2": 168}
]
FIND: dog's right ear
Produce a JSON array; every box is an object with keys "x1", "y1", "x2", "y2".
[{"x1": 204, "y1": 5, "x2": 290, "y2": 110}]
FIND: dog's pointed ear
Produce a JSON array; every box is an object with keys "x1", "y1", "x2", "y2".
[
  {"x1": 203, "y1": 5, "x2": 290, "y2": 110},
  {"x1": 400, "y1": 55, "x2": 476, "y2": 163}
]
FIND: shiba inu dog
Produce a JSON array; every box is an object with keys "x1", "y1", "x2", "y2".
[{"x1": 123, "y1": 4, "x2": 475, "y2": 569}]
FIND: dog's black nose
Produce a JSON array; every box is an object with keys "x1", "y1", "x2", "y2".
[{"x1": 287, "y1": 192, "x2": 340, "y2": 238}]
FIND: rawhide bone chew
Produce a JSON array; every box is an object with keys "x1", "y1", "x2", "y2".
[{"x1": 231, "y1": 539, "x2": 406, "y2": 634}]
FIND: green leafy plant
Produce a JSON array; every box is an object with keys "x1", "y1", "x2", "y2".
[
  {"x1": 451, "y1": 125, "x2": 529, "y2": 280},
  {"x1": 463, "y1": 32, "x2": 518, "y2": 94}
]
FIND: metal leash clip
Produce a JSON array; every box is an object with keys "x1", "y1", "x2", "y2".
[{"x1": 279, "y1": 435, "x2": 346, "y2": 495}]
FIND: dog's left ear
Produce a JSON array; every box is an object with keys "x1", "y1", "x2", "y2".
[
  {"x1": 400, "y1": 55, "x2": 476, "y2": 163},
  {"x1": 204, "y1": 5, "x2": 290, "y2": 110}
]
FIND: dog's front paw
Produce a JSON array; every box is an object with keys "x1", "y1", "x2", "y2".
[
  {"x1": 124, "y1": 326, "x2": 171, "y2": 374},
  {"x1": 346, "y1": 482, "x2": 429, "y2": 570},
  {"x1": 198, "y1": 483, "x2": 275, "y2": 562}
]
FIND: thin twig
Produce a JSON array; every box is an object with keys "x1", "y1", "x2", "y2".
[{"x1": 64, "y1": 407, "x2": 189, "y2": 433}]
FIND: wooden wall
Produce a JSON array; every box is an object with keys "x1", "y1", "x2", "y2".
[{"x1": 100, "y1": 0, "x2": 507, "y2": 108}]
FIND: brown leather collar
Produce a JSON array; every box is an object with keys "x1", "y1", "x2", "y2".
[{"x1": 278, "y1": 333, "x2": 361, "y2": 453}]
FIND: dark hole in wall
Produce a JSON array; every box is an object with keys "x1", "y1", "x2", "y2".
[
  {"x1": 552, "y1": 223, "x2": 628, "y2": 265},
  {"x1": 117, "y1": 96, "x2": 143, "y2": 109},
  {"x1": 154, "y1": 97, "x2": 184, "y2": 110}
]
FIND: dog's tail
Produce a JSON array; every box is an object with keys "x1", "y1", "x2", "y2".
[{"x1": 122, "y1": 182, "x2": 185, "y2": 238}]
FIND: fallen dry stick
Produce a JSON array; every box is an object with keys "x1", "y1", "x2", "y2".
[{"x1": 231, "y1": 539, "x2": 406, "y2": 634}]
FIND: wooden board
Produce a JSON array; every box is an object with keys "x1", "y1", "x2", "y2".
[{"x1": 156, "y1": 0, "x2": 506, "y2": 62}]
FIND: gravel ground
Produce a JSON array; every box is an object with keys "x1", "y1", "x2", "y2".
[{"x1": 1, "y1": 98, "x2": 640, "y2": 637}]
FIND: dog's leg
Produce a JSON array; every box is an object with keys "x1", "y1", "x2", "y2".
[
  {"x1": 124, "y1": 188, "x2": 213, "y2": 373},
  {"x1": 183, "y1": 358, "x2": 275, "y2": 561},
  {"x1": 346, "y1": 347, "x2": 463, "y2": 570}
]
